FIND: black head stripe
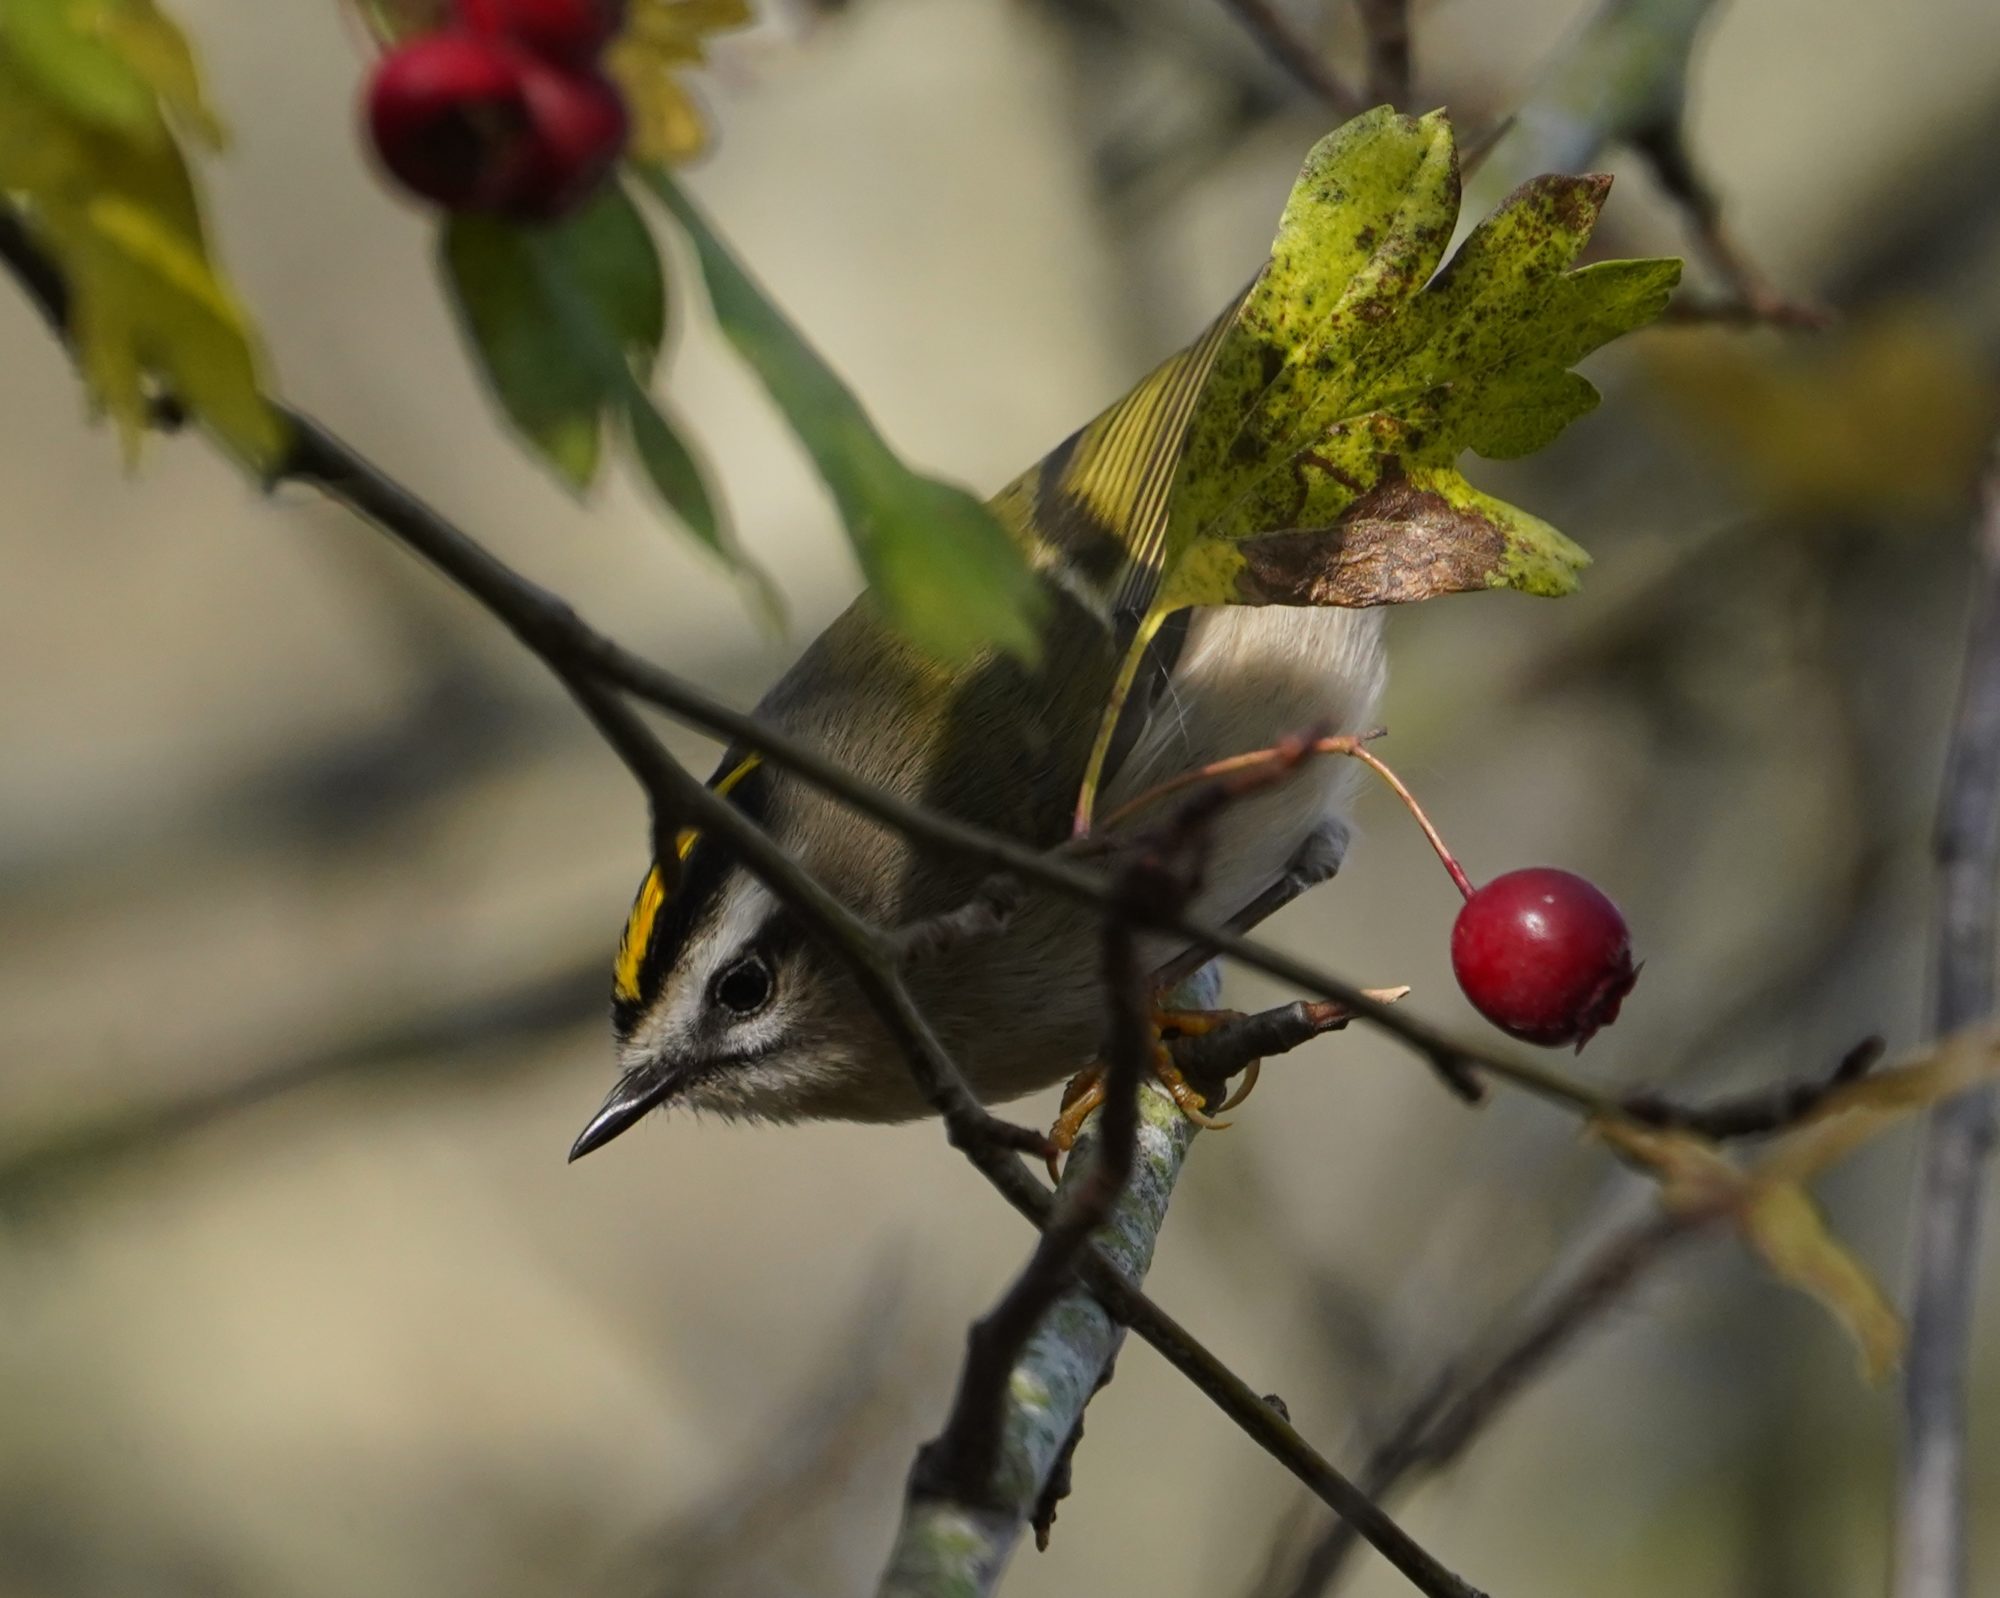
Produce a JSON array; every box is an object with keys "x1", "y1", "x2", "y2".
[{"x1": 611, "y1": 753, "x2": 773, "y2": 1037}]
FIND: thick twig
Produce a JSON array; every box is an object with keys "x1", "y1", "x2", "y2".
[
  {"x1": 1171, "y1": 991, "x2": 1409, "y2": 1085},
  {"x1": 878, "y1": 1077, "x2": 1209, "y2": 1596},
  {"x1": 1216, "y1": 0, "x2": 1363, "y2": 115},
  {"x1": 1895, "y1": 445, "x2": 2000, "y2": 1598},
  {"x1": 890, "y1": 861, "x2": 1175, "y2": 1585},
  {"x1": 0, "y1": 206, "x2": 1486, "y2": 1595},
  {"x1": 907, "y1": 860, "x2": 1165, "y2": 1509}
]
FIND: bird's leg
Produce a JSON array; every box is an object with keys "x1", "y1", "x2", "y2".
[
  {"x1": 1049, "y1": 819, "x2": 1352, "y2": 1177},
  {"x1": 1046, "y1": 1005, "x2": 1251, "y2": 1180}
]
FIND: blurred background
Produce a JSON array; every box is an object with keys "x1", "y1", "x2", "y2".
[{"x1": 5, "y1": 0, "x2": 2000, "y2": 1593}]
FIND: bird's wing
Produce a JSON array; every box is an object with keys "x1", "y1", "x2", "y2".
[{"x1": 987, "y1": 296, "x2": 1242, "y2": 640}]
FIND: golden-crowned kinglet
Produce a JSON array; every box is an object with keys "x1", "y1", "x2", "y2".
[{"x1": 569, "y1": 309, "x2": 1384, "y2": 1158}]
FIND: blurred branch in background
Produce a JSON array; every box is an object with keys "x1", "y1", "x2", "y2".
[
  {"x1": 1261, "y1": 1210, "x2": 1698, "y2": 1598},
  {"x1": 1213, "y1": 0, "x2": 1363, "y2": 114},
  {"x1": 1896, "y1": 443, "x2": 2000, "y2": 1598},
  {"x1": 617, "y1": 1266, "x2": 917, "y2": 1598}
]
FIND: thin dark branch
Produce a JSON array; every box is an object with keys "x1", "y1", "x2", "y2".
[
  {"x1": 1617, "y1": 1035, "x2": 1885, "y2": 1141},
  {"x1": 1627, "y1": 119, "x2": 1830, "y2": 331},
  {"x1": 1216, "y1": 0, "x2": 1364, "y2": 115},
  {"x1": 1270, "y1": 1024, "x2": 1895, "y2": 1597},
  {"x1": 1895, "y1": 443, "x2": 2000, "y2": 1598},
  {"x1": 1658, "y1": 292, "x2": 1834, "y2": 331}
]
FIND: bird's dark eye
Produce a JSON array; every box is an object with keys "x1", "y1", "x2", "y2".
[{"x1": 712, "y1": 954, "x2": 774, "y2": 1016}]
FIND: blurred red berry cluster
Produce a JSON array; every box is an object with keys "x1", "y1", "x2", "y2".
[{"x1": 366, "y1": 0, "x2": 629, "y2": 221}]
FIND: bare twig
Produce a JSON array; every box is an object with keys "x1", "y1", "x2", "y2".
[
  {"x1": 1627, "y1": 120, "x2": 1831, "y2": 332},
  {"x1": 1216, "y1": 0, "x2": 1363, "y2": 115},
  {"x1": 1895, "y1": 445, "x2": 2000, "y2": 1598},
  {"x1": 1617, "y1": 1035, "x2": 1885, "y2": 1141},
  {"x1": 1658, "y1": 291, "x2": 1833, "y2": 330},
  {"x1": 877, "y1": 1076, "x2": 1208, "y2": 1595},
  {"x1": 1269, "y1": 1024, "x2": 1894, "y2": 1597}
]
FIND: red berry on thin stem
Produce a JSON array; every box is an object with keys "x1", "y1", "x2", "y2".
[
  {"x1": 1451, "y1": 867, "x2": 1639, "y2": 1050},
  {"x1": 454, "y1": 0, "x2": 627, "y2": 66},
  {"x1": 366, "y1": 33, "x2": 534, "y2": 210}
]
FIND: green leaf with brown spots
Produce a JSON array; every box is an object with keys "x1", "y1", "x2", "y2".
[{"x1": 1074, "y1": 107, "x2": 1678, "y2": 824}]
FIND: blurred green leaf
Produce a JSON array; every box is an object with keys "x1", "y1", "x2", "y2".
[
  {"x1": 620, "y1": 384, "x2": 721, "y2": 551},
  {"x1": 441, "y1": 186, "x2": 666, "y2": 490},
  {"x1": 644, "y1": 168, "x2": 1042, "y2": 665}
]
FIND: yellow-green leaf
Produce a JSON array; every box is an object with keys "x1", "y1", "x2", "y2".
[
  {"x1": 1596, "y1": 1116, "x2": 1904, "y2": 1380},
  {"x1": 0, "y1": 0, "x2": 158, "y2": 139},
  {"x1": 1073, "y1": 108, "x2": 1678, "y2": 823},
  {"x1": 608, "y1": 0, "x2": 749, "y2": 165},
  {"x1": 98, "y1": 0, "x2": 226, "y2": 147},
  {"x1": 1742, "y1": 1180, "x2": 1903, "y2": 1382},
  {"x1": 0, "y1": 5, "x2": 280, "y2": 466}
]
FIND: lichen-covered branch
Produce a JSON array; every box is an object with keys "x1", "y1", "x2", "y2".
[{"x1": 878, "y1": 1077, "x2": 1202, "y2": 1598}]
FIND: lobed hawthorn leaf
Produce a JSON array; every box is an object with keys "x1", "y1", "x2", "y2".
[
  {"x1": 1160, "y1": 109, "x2": 1679, "y2": 614},
  {"x1": 645, "y1": 166, "x2": 1043, "y2": 665},
  {"x1": 1075, "y1": 107, "x2": 1678, "y2": 822},
  {"x1": 0, "y1": 0, "x2": 281, "y2": 467}
]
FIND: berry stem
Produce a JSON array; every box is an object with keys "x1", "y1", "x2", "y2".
[
  {"x1": 1347, "y1": 744, "x2": 1476, "y2": 901},
  {"x1": 1100, "y1": 728, "x2": 1478, "y2": 901}
]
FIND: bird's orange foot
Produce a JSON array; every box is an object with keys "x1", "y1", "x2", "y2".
[{"x1": 1045, "y1": 1006, "x2": 1257, "y2": 1180}]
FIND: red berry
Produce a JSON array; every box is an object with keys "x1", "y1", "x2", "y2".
[
  {"x1": 454, "y1": 0, "x2": 627, "y2": 66},
  {"x1": 1451, "y1": 868, "x2": 1638, "y2": 1049},
  {"x1": 365, "y1": 33, "x2": 534, "y2": 211},
  {"x1": 505, "y1": 56, "x2": 628, "y2": 218}
]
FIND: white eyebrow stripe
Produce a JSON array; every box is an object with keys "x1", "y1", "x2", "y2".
[{"x1": 618, "y1": 873, "x2": 776, "y2": 1070}]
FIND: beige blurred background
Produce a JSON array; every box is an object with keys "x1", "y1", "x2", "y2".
[{"x1": 6, "y1": 0, "x2": 2000, "y2": 1593}]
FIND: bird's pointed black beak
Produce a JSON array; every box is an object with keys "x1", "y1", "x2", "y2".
[{"x1": 568, "y1": 1066, "x2": 682, "y2": 1162}]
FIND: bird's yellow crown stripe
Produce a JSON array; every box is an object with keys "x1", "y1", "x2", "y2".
[{"x1": 612, "y1": 753, "x2": 763, "y2": 1003}]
